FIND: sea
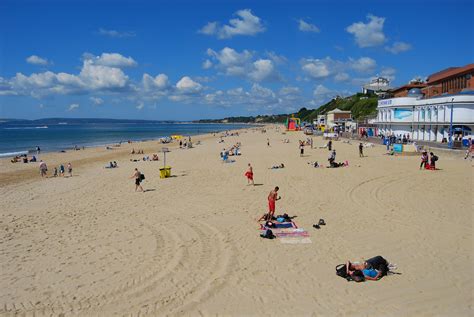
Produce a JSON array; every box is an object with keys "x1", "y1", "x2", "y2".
[{"x1": 0, "y1": 121, "x2": 250, "y2": 158}]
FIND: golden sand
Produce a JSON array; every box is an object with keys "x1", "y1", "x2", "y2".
[{"x1": 0, "y1": 126, "x2": 472, "y2": 316}]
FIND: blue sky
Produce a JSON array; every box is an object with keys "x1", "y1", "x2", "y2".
[{"x1": 0, "y1": 0, "x2": 473, "y2": 120}]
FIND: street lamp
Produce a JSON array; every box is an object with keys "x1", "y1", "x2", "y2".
[{"x1": 448, "y1": 97, "x2": 454, "y2": 148}]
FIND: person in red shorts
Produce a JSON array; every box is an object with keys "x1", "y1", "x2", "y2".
[
  {"x1": 245, "y1": 163, "x2": 254, "y2": 185},
  {"x1": 267, "y1": 186, "x2": 280, "y2": 220}
]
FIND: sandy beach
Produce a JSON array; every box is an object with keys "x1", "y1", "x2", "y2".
[{"x1": 0, "y1": 126, "x2": 472, "y2": 316}]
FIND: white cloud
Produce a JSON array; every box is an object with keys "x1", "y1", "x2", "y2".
[
  {"x1": 68, "y1": 103, "x2": 79, "y2": 111},
  {"x1": 199, "y1": 9, "x2": 265, "y2": 39},
  {"x1": 6, "y1": 57, "x2": 131, "y2": 97},
  {"x1": 176, "y1": 76, "x2": 203, "y2": 93},
  {"x1": 350, "y1": 57, "x2": 377, "y2": 73},
  {"x1": 301, "y1": 58, "x2": 332, "y2": 79},
  {"x1": 248, "y1": 59, "x2": 278, "y2": 82},
  {"x1": 380, "y1": 67, "x2": 397, "y2": 81},
  {"x1": 142, "y1": 73, "x2": 169, "y2": 90},
  {"x1": 207, "y1": 47, "x2": 280, "y2": 82},
  {"x1": 385, "y1": 41, "x2": 412, "y2": 54},
  {"x1": 207, "y1": 47, "x2": 252, "y2": 67},
  {"x1": 84, "y1": 53, "x2": 137, "y2": 68},
  {"x1": 301, "y1": 56, "x2": 378, "y2": 82},
  {"x1": 279, "y1": 86, "x2": 300, "y2": 95},
  {"x1": 298, "y1": 19, "x2": 320, "y2": 33},
  {"x1": 80, "y1": 60, "x2": 130, "y2": 90},
  {"x1": 90, "y1": 97, "x2": 104, "y2": 105},
  {"x1": 26, "y1": 55, "x2": 51, "y2": 66},
  {"x1": 98, "y1": 28, "x2": 136, "y2": 38},
  {"x1": 199, "y1": 22, "x2": 218, "y2": 35},
  {"x1": 346, "y1": 14, "x2": 386, "y2": 48},
  {"x1": 136, "y1": 102, "x2": 144, "y2": 110},
  {"x1": 334, "y1": 72, "x2": 350, "y2": 82},
  {"x1": 202, "y1": 59, "x2": 213, "y2": 69},
  {"x1": 265, "y1": 51, "x2": 287, "y2": 65}
]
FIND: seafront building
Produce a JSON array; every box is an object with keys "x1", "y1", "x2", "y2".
[
  {"x1": 375, "y1": 63, "x2": 474, "y2": 144},
  {"x1": 362, "y1": 76, "x2": 392, "y2": 96}
]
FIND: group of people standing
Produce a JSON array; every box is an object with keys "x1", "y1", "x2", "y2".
[{"x1": 420, "y1": 151, "x2": 438, "y2": 170}]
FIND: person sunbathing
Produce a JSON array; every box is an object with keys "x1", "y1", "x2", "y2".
[{"x1": 271, "y1": 163, "x2": 285, "y2": 169}]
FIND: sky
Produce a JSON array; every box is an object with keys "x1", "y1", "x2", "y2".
[{"x1": 0, "y1": 0, "x2": 473, "y2": 120}]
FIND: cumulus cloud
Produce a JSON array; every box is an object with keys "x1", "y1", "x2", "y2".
[
  {"x1": 175, "y1": 76, "x2": 203, "y2": 94},
  {"x1": 302, "y1": 59, "x2": 332, "y2": 79},
  {"x1": 26, "y1": 55, "x2": 51, "y2": 66},
  {"x1": 5, "y1": 56, "x2": 131, "y2": 97},
  {"x1": 248, "y1": 59, "x2": 279, "y2": 82},
  {"x1": 90, "y1": 97, "x2": 104, "y2": 105},
  {"x1": 68, "y1": 103, "x2": 79, "y2": 111},
  {"x1": 301, "y1": 56, "x2": 378, "y2": 83},
  {"x1": 385, "y1": 41, "x2": 412, "y2": 54},
  {"x1": 202, "y1": 59, "x2": 213, "y2": 69},
  {"x1": 98, "y1": 28, "x2": 136, "y2": 38},
  {"x1": 334, "y1": 72, "x2": 350, "y2": 82},
  {"x1": 350, "y1": 57, "x2": 377, "y2": 73},
  {"x1": 207, "y1": 47, "x2": 280, "y2": 82},
  {"x1": 298, "y1": 19, "x2": 320, "y2": 33},
  {"x1": 199, "y1": 9, "x2": 265, "y2": 39},
  {"x1": 84, "y1": 53, "x2": 137, "y2": 68},
  {"x1": 142, "y1": 73, "x2": 169, "y2": 91},
  {"x1": 346, "y1": 14, "x2": 386, "y2": 48}
]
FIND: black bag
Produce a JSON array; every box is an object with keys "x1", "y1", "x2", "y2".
[
  {"x1": 260, "y1": 229, "x2": 275, "y2": 239},
  {"x1": 366, "y1": 256, "x2": 389, "y2": 276},
  {"x1": 335, "y1": 264, "x2": 348, "y2": 278},
  {"x1": 433, "y1": 155, "x2": 438, "y2": 162},
  {"x1": 140, "y1": 173, "x2": 145, "y2": 180}
]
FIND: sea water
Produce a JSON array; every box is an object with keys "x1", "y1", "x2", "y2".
[{"x1": 0, "y1": 121, "x2": 249, "y2": 157}]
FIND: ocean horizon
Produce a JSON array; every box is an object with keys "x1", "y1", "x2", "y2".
[{"x1": 0, "y1": 120, "x2": 250, "y2": 157}]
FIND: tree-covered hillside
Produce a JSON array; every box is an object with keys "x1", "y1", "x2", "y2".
[{"x1": 196, "y1": 93, "x2": 379, "y2": 124}]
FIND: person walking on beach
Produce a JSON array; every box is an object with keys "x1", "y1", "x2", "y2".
[
  {"x1": 39, "y1": 161, "x2": 47, "y2": 177},
  {"x1": 328, "y1": 140, "x2": 332, "y2": 151},
  {"x1": 267, "y1": 138, "x2": 270, "y2": 147},
  {"x1": 420, "y1": 151, "x2": 428, "y2": 170},
  {"x1": 36, "y1": 146, "x2": 41, "y2": 155},
  {"x1": 245, "y1": 163, "x2": 254, "y2": 185},
  {"x1": 299, "y1": 141, "x2": 304, "y2": 157},
  {"x1": 359, "y1": 143, "x2": 364, "y2": 157},
  {"x1": 130, "y1": 168, "x2": 144, "y2": 192},
  {"x1": 67, "y1": 162, "x2": 72, "y2": 177},
  {"x1": 59, "y1": 164, "x2": 65, "y2": 177},
  {"x1": 267, "y1": 186, "x2": 280, "y2": 220}
]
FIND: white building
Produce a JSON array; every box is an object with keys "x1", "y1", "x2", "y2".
[
  {"x1": 376, "y1": 91, "x2": 474, "y2": 143},
  {"x1": 362, "y1": 77, "x2": 392, "y2": 96}
]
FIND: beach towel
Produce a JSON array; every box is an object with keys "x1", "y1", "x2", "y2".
[{"x1": 260, "y1": 221, "x2": 298, "y2": 230}]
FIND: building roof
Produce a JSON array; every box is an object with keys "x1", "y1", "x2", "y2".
[
  {"x1": 390, "y1": 83, "x2": 427, "y2": 93},
  {"x1": 427, "y1": 63, "x2": 474, "y2": 84},
  {"x1": 327, "y1": 108, "x2": 351, "y2": 114}
]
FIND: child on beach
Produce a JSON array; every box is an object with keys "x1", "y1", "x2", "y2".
[
  {"x1": 67, "y1": 162, "x2": 72, "y2": 177},
  {"x1": 59, "y1": 164, "x2": 65, "y2": 177},
  {"x1": 39, "y1": 161, "x2": 47, "y2": 177},
  {"x1": 299, "y1": 141, "x2": 304, "y2": 157},
  {"x1": 245, "y1": 163, "x2": 254, "y2": 185},
  {"x1": 359, "y1": 143, "x2": 364, "y2": 157},
  {"x1": 420, "y1": 151, "x2": 428, "y2": 169}
]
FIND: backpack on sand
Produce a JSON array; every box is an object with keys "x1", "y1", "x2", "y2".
[{"x1": 260, "y1": 229, "x2": 275, "y2": 239}]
